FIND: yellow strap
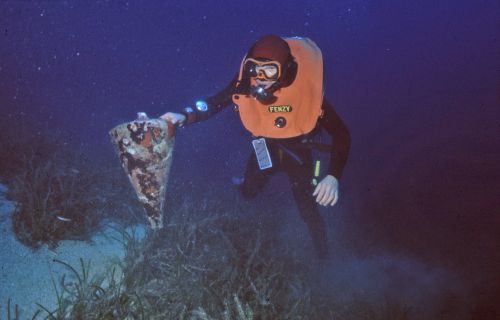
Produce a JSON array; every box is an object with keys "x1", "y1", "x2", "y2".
[{"x1": 314, "y1": 160, "x2": 321, "y2": 177}]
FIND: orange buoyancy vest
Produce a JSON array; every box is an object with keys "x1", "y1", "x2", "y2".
[{"x1": 232, "y1": 37, "x2": 324, "y2": 138}]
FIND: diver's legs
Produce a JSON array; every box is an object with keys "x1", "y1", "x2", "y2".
[{"x1": 285, "y1": 154, "x2": 329, "y2": 259}]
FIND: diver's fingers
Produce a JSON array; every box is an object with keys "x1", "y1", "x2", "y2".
[
  {"x1": 330, "y1": 190, "x2": 339, "y2": 206},
  {"x1": 314, "y1": 183, "x2": 325, "y2": 203},
  {"x1": 161, "y1": 112, "x2": 186, "y2": 127},
  {"x1": 322, "y1": 189, "x2": 335, "y2": 206},
  {"x1": 321, "y1": 190, "x2": 335, "y2": 206},
  {"x1": 312, "y1": 184, "x2": 320, "y2": 197},
  {"x1": 160, "y1": 113, "x2": 174, "y2": 122},
  {"x1": 317, "y1": 186, "x2": 325, "y2": 204},
  {"x1": 317, "y1": 184, "x2": 331, "y2": 205}
]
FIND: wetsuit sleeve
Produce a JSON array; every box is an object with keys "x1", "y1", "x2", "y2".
[
  {"x1": 181, "y1": 74, "x2": 238, "y2": 124},
  {"x1": 318, "y1": 98, "x2": 351, "y2": 180}
]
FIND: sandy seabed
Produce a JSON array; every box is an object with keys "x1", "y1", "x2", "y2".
[{"x1": 0, "y1": 183, "x2": 143, "y2": 318}]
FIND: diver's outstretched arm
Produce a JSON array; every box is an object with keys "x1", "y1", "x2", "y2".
[{"x1": 160, "y1": 74, "x2": 239, "y2": 126}]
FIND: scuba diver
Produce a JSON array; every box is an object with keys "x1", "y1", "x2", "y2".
[{"x1": 161, "y1": 35, "x2": 351, "y2": 259}]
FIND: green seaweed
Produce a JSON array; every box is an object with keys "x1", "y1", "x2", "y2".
[
  {"x1": 16, "y1": 194, "x2": 414, "y2": 319},
  {"x1": 9, "y1": 151, "x2": 103, "y2": 250},
  {"x1": 4, "y1": 298, "x2": 20, "y2": 320}
]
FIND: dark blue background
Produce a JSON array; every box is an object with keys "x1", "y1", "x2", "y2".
[{"x1": 1, "y1": 0, "x2": 498, "y2": 314}]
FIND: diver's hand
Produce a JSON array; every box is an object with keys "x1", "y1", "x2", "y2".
[
  {"x1": 160, "y1": 112, "x2": 186, "y2": 127},
  {"x1": 312, "y1": 175, "x2": 339, "y2": 206}
]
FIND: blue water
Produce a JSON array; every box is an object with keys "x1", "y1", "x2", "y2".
[{"x1": 0, "y1": 0, "x2": 498, "y2": 318}]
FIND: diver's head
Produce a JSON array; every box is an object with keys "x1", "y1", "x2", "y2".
[
  {"x1": 242, "y1": 35, "x2": 296, "y2": 104},
  {"x1": 244, "y1": 35, "x2": 293, "y2": 83},
  {"x1": 247, "y1": 35, "x2": 291, "y2": 74}
]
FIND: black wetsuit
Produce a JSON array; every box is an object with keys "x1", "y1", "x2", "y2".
[{"x1": 183, "y1": 76, "x2": 351, "y2": 259}]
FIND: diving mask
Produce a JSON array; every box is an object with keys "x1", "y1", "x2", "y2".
[{"x1": 243, "y1": 58, "x2": 281, "y2": 81}]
